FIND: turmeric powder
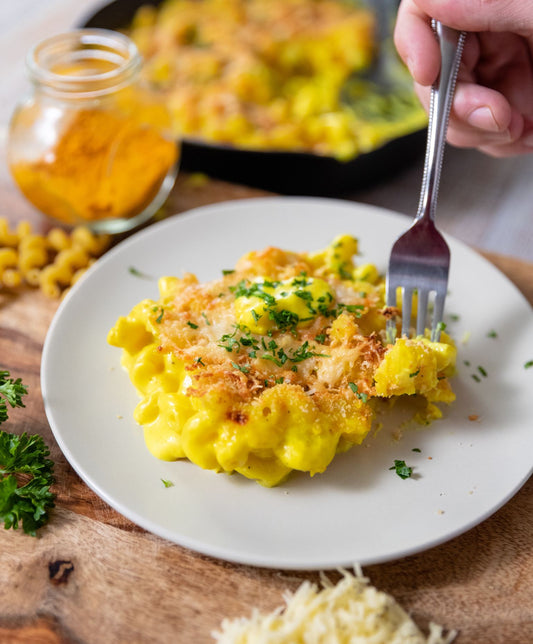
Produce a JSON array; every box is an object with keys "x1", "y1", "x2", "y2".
[{"x1": 10, "y1": 109, "x2": 178, "y2": 227}]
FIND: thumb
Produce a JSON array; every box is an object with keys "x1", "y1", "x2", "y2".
[{"x1": 412, "y1": 0, "x2": 533, "y2": 35}]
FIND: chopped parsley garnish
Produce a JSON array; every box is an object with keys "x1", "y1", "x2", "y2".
[
  {"x1": 201, "y1": 312, "x2": 211, "y2": 326},
  {"x1": 128, "y1": 266, "x2": 153, "y2": 280},
  {"x1": 436, "y1": 321, "x2": 447, "y2": 334},
  {"x1": 231, "y1": 277, "x2": 365, "y2": 333},
  {"x1": 262, "y1": 347, "x2": 288, "y2": 366},
  {"x1": 294, "y1": 290, "x2": 313, "y2": 302},
  {"x1": 218, "y1": 332, "x2": 241, "y2": 353},
  {"x1": 152, "y1": 307, "x2": 164, "y2": 323},
  {"x1": 315, "y1": 333, "x2": 327, "y2": 344},
  {"x1": 525, "y1": 360, "x2": 533, "y2": 369},
  {"x1": 294, "y1": 289, "x2": 316, "y2": 314},
  {"x1": 186, "y1": 321, "x2": 199, "y2": 329},
  {"x1": 487, "y1": 330, "x2": 498, "y2": 338},
  {"x1": 389, "y1": 459, "x2": 413, "y2": 480},
  {"x1": 291, "y1": 273, "x2": 311, "y2": 287},
  {"x1": 231, "y1": 361, "x2": 250, "y2": 373},
  {"x1": 337, "y1": 263, "x2": 353, "y2": 280},
  {"x1": 195, "y1": 357, "x2": 205, "y2": 366},
  {"x1": 412, "y1": 448, "x2": 421, "y2": 453},
  {"x1": 268, "y1": 308, "x2": 300, "y2": 332},
  {"x1": 409, "y1": 369, "x2": 420, "y2": 378},
  {"x1": 321, "y1": 302, "x2": 364, "y2": 319},
  {"x1": 348, "y1": 382, "x2": 369, "y2": 403},
  {"x1": 290, "y1": 341, "x2": 329, "y2": 363},
  {"x1": 161, "y1": 479, "x2": 174, "y2": 488},
  {"x1": 478, "y1": 366, "x2": 488, "y2": 377},
  {"x1": 231, "y1": 280, "x2": 277, "y2": 306},
  {"x1": 340, "y1": 303, "x2": 365, "y2": 315},
  {"x1": 222, "y1": 269, "x2": 235, "y2": 275},
  {"x1": 472, "y1": 374, "x2": 481, "y2": 383},
  {"x1": 263, "y1": 340, "x2": 328, "y2": 367},
  {"x1": 219, "y1": 323, "x2": 329, "y2": 368}
]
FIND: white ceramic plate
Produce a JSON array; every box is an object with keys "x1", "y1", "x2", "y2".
[{"x1": 41, "y1": 197, "x2": 533, "y2": 570}]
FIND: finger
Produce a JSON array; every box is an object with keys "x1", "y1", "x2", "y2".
[
  {"x1": 447, "y1": 106, "x2": 524, "y2": 150},
  {"x1": 478, "y1": 138, "x2": 533, "y2": 158},
  {"x1": 414, "y1": 82, "x2": 430, "y2": 112},
  {"x1": 395, "y1": 7, "x2": 481, "y2": 88},
  {"x1": 412, "y1": 81, "x2": 524, "y2": 149},
  {"x1": 410, "y1": 0, "x2": 533, "y2": 35},
  {"x1": 474, "y1": 32, "x2": 533, "y2": 118},
  {"x1": 394, "y1": 0, "x2": 440, "y2": 86},
  {"x1": 453, "y1": 83, "x2": 513, "y2": 134}
]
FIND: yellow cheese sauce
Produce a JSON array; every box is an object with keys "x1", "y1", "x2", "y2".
[{"x1": 108, "y1": 235, "x2": 456, "y2": 486}]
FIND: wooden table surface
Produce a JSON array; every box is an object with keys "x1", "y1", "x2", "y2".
[{"x1": 1, "y1": 3, "x2": 532, "y2": 643}]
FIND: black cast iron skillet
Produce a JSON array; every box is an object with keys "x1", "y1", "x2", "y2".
[{"x1": 80, "y1": 0, "x2": 425, "y2": 196}]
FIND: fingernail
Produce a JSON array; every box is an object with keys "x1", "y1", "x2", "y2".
[{"x1": 466, "y1": 107, "x2": 501, "y2": 132}]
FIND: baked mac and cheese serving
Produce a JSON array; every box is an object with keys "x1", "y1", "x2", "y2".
[{"x1": 108, "y1": 235, "x2": 456, "y2": 486}]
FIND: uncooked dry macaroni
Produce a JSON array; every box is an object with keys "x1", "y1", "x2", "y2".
[
  {"x1": 0, "y1": 216, "x2": 111, "y2": 298},
  {"x1": 108, "y1": 235, "x2": 456, "y2": 486}
]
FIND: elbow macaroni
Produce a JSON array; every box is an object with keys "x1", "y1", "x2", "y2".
[
  {"x1": 108, "y1": 235, "x2": 456, "y2": 487},
  {"x1": 0, "y1": 216, "x2": 111, "y2": 297}
]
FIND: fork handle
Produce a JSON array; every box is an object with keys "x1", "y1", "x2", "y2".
[{"x1": 416, "y1": 22, "x2": 466, "y2": 223}]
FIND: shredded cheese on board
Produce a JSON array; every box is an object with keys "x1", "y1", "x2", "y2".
[{"x1": 213, "y1": 569, "x2": 456, "y2": 644}]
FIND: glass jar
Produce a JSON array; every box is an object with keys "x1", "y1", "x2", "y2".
[{"x1": 7, "y1": 29, "x2": 179, "y2": 234}]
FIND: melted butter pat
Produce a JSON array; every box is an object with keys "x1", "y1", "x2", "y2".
[{"x1": 234, "y1": 276, "x2": 334, "y2": 334}]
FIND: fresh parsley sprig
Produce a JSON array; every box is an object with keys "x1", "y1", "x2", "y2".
[
  {"x1": 0, "y1": 431, "x2": 55, "y2": 535},
  {"x1": 0, "y1": 371, "x2": 27, "y2": 423},
  {"x1": 0, "y1": 371, "x2": 55, "y2": 536}
]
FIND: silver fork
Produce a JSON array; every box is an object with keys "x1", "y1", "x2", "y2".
[{"x1": 386, "y1": 22, "x2": 466, "y2": 342}]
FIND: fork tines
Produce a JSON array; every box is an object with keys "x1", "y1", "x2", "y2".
[{"x1": 386, "y1": 223, "x2": 450, "y2": 342}]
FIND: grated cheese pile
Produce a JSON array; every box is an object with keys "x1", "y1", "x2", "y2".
[{"x1": 212, "y1": 569, "x2": 456, "y2": 644}]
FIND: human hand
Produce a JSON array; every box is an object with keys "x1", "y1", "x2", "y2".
[{"x1": 394, "y1": 0, "x2": 533, "y2": 156}]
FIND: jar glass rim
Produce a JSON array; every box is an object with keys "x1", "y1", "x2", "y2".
[{"x1": 26, "y1": 29, "x2": 142, "y2": 97}]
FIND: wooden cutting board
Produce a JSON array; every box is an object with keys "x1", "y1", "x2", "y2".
[{"x1": 1, "y1": 176, "x2": 532, "y2": 644}]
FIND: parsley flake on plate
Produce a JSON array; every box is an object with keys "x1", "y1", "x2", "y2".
[
  {"x1": 389, "y1": 459, "x2": 413, "y2": 480},
  {"x1": 128, "y1": 266, "x2": 153, "y2": 280}
]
